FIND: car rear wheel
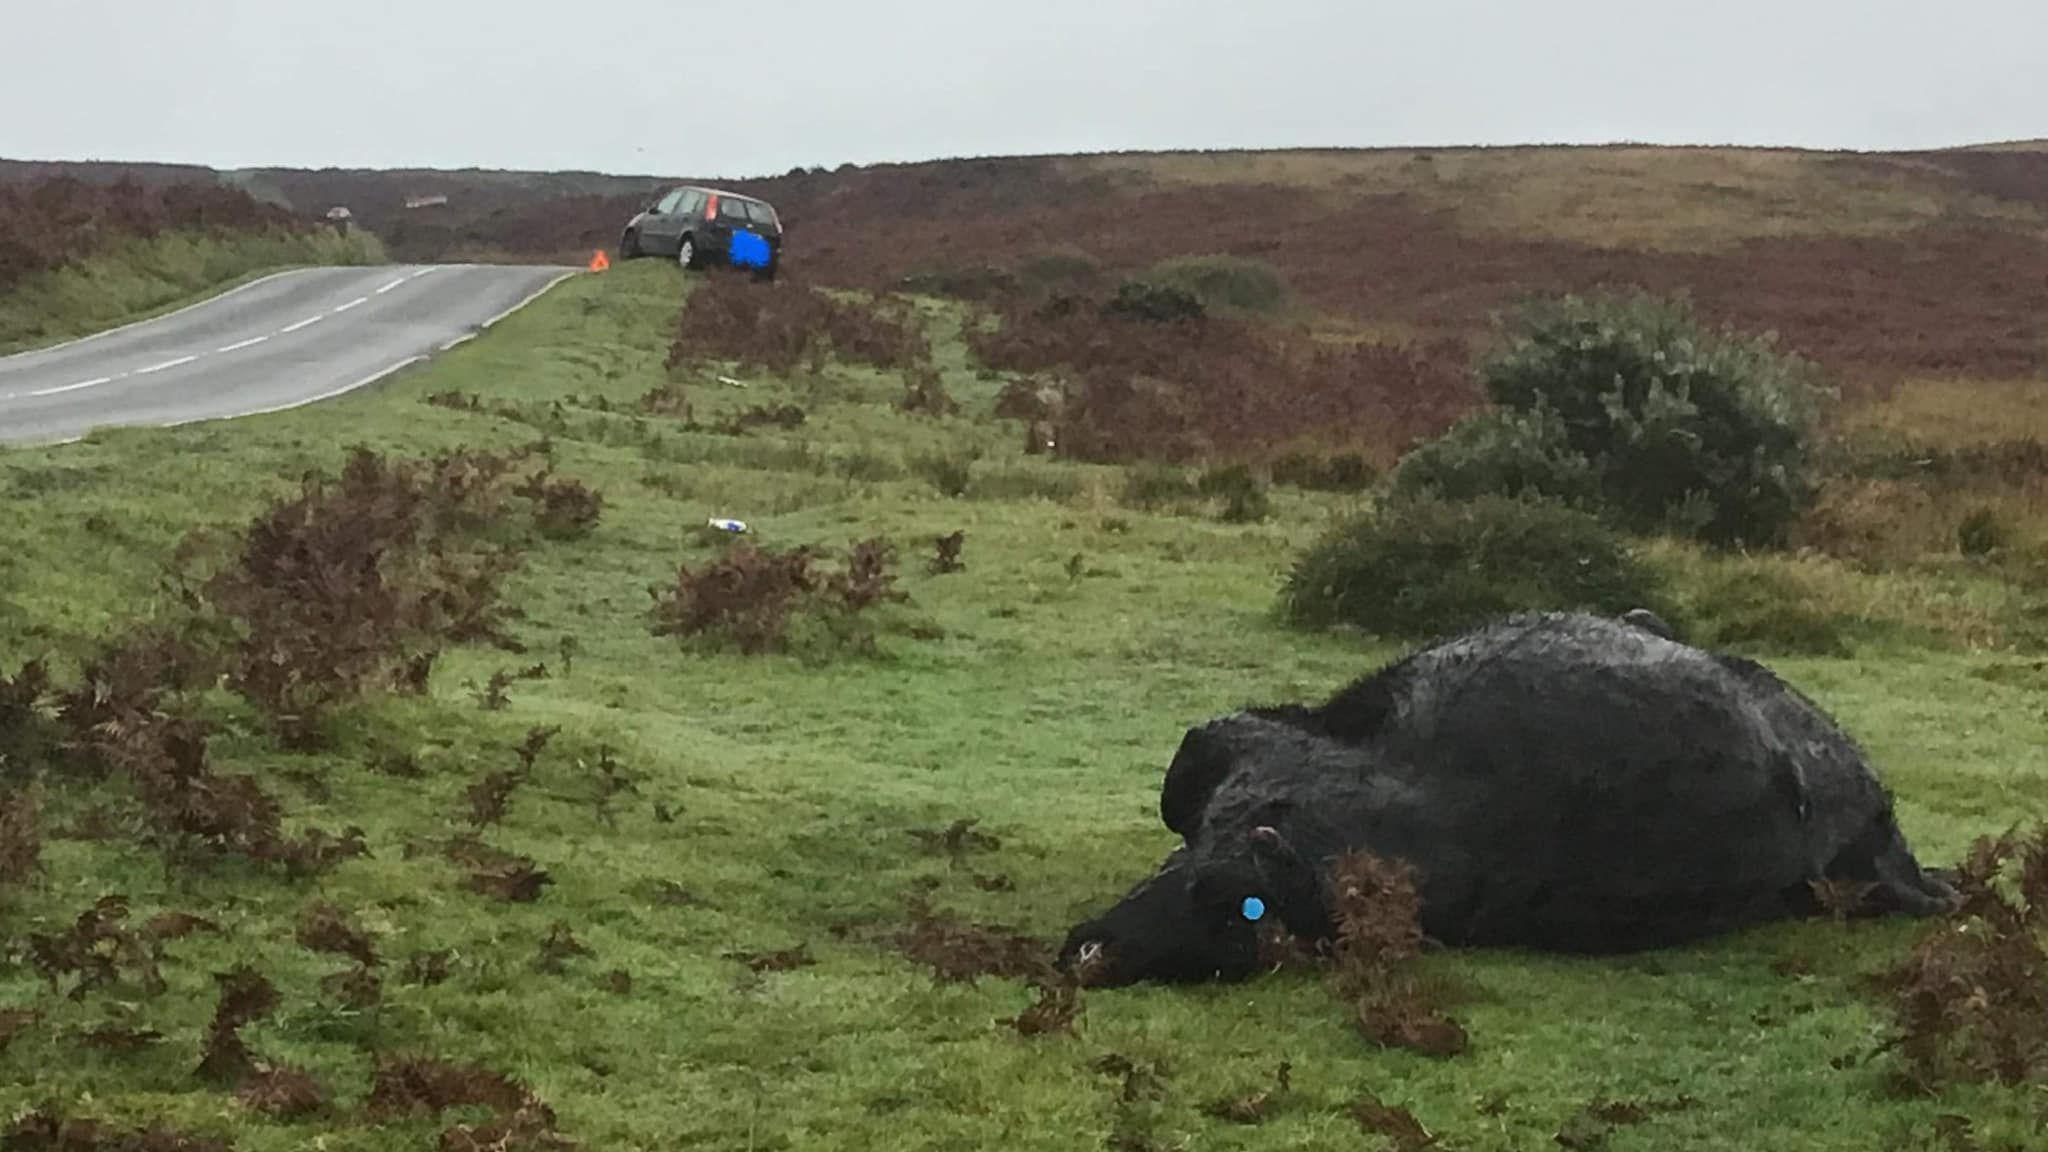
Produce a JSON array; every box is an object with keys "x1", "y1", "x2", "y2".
[{"x1": 678, "y1": 236, "x2": 699, "y2": 271}]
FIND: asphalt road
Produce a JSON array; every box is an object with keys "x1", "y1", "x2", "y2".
[{"x1": 0, "y1": 263, "x2": 578, "y2": 446}]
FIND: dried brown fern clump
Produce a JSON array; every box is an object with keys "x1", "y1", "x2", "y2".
[
  {"x1": 197, "y1": 965, "x2": 280, "y2": 1084},
  {"x1": 202, "y1": 447, "x2": 528, "y2": 746},
  {"x1": 298, "y1": 901, "x2": 383, "y2": 1008},
  {"x1": 533, "y1": 923, "x2": 594, "y2": 974},
  {"x1": 651, "y1": 536, "x2": 908, "y2": 655},
  {"x1": 1348, "y1": 1091, "x2": 1437, "y2": 1151},
  {"x1": 4, "y1": 1104, "x2": 231, "y2": 1151},
  {"x1": 0, "y1": 786, "x2": 41, "y2": 887},
  {"x1": 930, "y1": 531, "x2": 966, "y2": 575},
  {"x1": 370, "y1": 1055, "x2": 578, "y2": 1149},
  {"x1": 651, "y1": 542, "x2": 819, "y2": 654},
  {"x1": 829, "y1": 537, "x2": 907, "y2": 612},
  {"x1": 1003, "y1": 969, "x2": 1084, "y2": 1037},
  {"x1": 1, "y1": 659, "x2": 61, "y2": 786},
  {"x1": 515, "y1": 467, "x2": 604, "y2": 541},
  {"x1": 897, "y1": 366, "x2": 958, "y2": 417},
  {"x1": 892, "y1": 899, "x2": 1046, "y2": 985},
  {"x1": 237, "y1": 1065, "x2": 330, "y2": 1119},
  {"x1": 1869, "y1": 824, "x2": 2048, "y2": 1091},
  {"x1": 1326, "y1": 851, "x2": 1468, "y2": 1058},
  {"x1": 27, "y1": 895, "x2": 164, "y2": 1001}
]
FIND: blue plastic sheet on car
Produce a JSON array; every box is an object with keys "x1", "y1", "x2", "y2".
[{"x1": 729, "y1": 230, "x2": 771, "y2": 269}]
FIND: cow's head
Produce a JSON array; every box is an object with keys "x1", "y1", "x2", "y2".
[{"x1": 1058, "y1": 826, "x2": 1329, "y2": 987}]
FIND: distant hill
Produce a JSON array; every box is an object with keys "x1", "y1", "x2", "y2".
[{"x1": 6, "y1": 144, "x2": 2046, "y2": 382}]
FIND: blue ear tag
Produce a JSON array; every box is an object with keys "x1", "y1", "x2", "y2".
[{"x1": 1241, "y1": 896, "x2": 1266, "y2": 923}]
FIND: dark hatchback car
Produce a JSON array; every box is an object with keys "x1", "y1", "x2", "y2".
[{"x1": 619, "y1": 186, "x2": 783, "y2": 279}]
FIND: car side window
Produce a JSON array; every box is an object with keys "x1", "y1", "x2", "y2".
[
  {"x1": 678, "y1": 191, "x2": 706, "y2": 215},
  {"x1": 655, "y1": 189, "x2": 685, "y2": 214}
]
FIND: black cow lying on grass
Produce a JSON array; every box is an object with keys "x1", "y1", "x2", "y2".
[{"x1": 1060, "y1": 611, "x2": 1958, "y2": 987}]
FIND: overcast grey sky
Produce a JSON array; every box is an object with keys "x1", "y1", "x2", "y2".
[{"x1": 4, "y1": 0, "x2": 2043, "y2": 176}]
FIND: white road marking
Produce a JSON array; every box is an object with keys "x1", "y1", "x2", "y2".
[
  {"x1": 376, "y1": 277, "x2": 407, "y2": 294},
  {"x1": 135, "y1": 356, "x2": 197, "y2": 376},
  {"x1": 217, "y1": 336, "x2": 269, "y2": 353},
  {"x1": 281, "y1": 315, "x2": 324, "y2": 334},
  {"x1": 0, "y1": 268, "x2": 313, "y2": 365},
  {"x1": 29, "y1": 376, "x2": 113, "y2": 397},
  {"x1": 440, "y1": 332, "x2": 478, "y2": 352},
  {"x1": 13, "y1": 265, "x2": 577, "y2": 445},
  {"x1": 333, "y1": 296, "x2": 369, "y2": 314}
]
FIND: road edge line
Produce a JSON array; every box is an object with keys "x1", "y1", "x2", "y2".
[
  {"x1": 163, "y1": 356, "x2": 432, "y2": 429},
  {"x1": 481, "y1": 270, "x2": 580, "y2": 330}
]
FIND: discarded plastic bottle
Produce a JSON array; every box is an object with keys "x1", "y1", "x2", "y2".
[{"x1": 708, "y1": 518, "x2": 748, "y2": 534}]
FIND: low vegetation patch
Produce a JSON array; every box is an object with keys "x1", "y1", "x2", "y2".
[
  {"x1": 649, "y1": 535, "x2": 906, "y2": 655},
  {"x1": 1283, "y1": 494, "x2": 1664, "y2": 639},
  {"x1": 666, "y1": 278, "x2": 930, "y2": 376},
  {"x1": 968, "y1": 299, "x2": 1476, "y2": 465},
  {"x1": 1869, "y1": 825, "x2": 2048, "y2": 1092},
  {"x1": 1399, "y1": 291, "x2": 1830, "y2": 546}
]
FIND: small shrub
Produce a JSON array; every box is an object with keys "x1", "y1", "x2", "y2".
[
  {"x1": 1958, "y1": 508, "x2": 2010, "y2": 557},
  {"x1": 203, "y1": 447, "x2": 526, "y2": 745},
  {"x1": 515, "y1": 470, "x2": 604, "y2": 541},
  {"x1": 1869, "y1": 825, "x2": 2048, "y2": 1091},
  {"x1": 1467, "y1": 291, "x2": 1831, "y2": 546},
  {"x1": 1101, "y1": 280, "x2": 1206, "y2": 325},
  {"x1": 1198, "y1": 464, "x2": 1272, "y2": 523},
  {"x1": 718, "y1": 404, "x2": 807, "y2": 434},
  {"x1": 649, "y1": 537, "x2": 905, "y2": 655},
  {"x1": 829, "y1": 537, "x2": 908, "y2": 613},
  {"x1": 897, "y1": 367, "x2": 958, "y2": 417},
  {"x1": 1326, "y1": 851, "x2": 1467, "y2": 1058},
  {"x1": 650, "y1": 543, "x2": 819, "y2": 655},
  {"x1": 1390, "y1": 403, "x2": 1598, "y2": 510},
  {"x1": 1143, "y1": 255, "x2": 1290, "y2": 315},
  {"x1": 1284, "y1": 495, "x2": 1663, "y2": 639},
  {"x1": 931, "y1": 532, "x2": 966, "y2": 575}
]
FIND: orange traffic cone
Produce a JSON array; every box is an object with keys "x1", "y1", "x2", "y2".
[{"x1": 589, "y1": 250, "x2": 611, "y2": 273}]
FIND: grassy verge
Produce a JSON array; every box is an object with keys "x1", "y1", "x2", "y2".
[
  {"x1": 2, "y1": 263, "x2": 2044, "y2": 1150},
  {"x1": 0, "y1": 228, "x2": 387, "y2": 354}
]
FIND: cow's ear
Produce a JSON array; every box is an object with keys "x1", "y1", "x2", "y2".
[
  {"x1": 1250, "y1": 825, "x2": 1301, "y2": 866},
  {"x1": 1161, "y1": 721, "x2": 1239, "y2": 841}
]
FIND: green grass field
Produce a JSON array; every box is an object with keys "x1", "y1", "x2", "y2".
[{"x1": 3, "y1": 263, "x2": 2046, "y2": 1150}]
